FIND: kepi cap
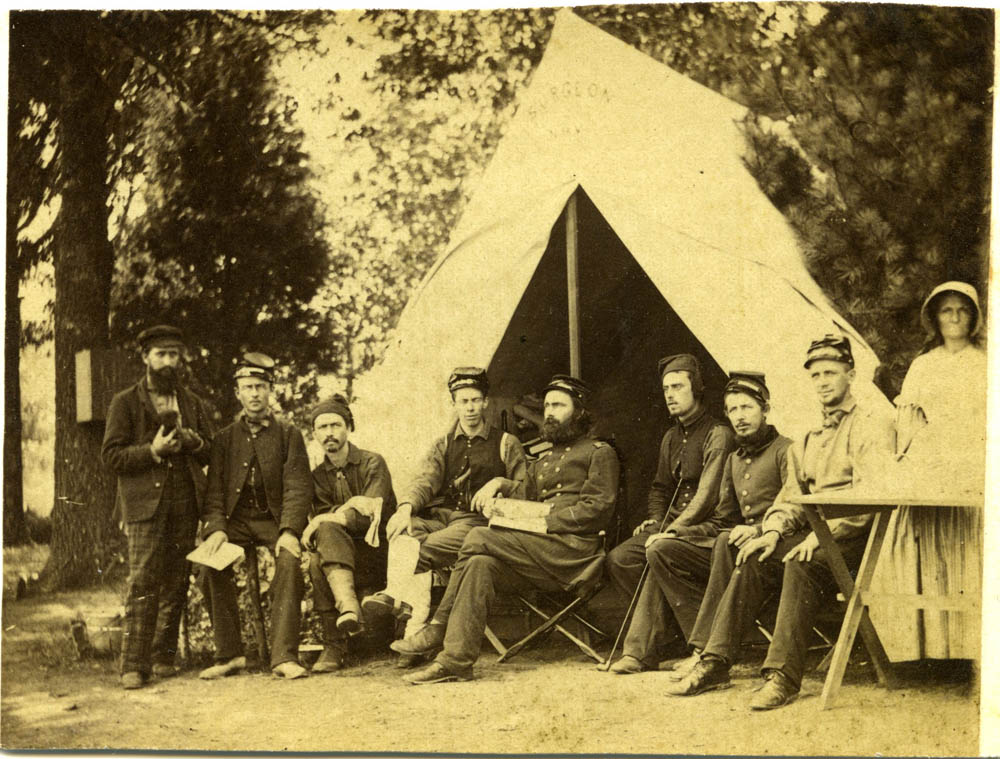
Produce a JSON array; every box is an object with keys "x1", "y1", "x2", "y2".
[
  {"x1": 724, "y1": 370, "x2": 769, "y2": 405},
  {"x1": 448, "y1": 366, "x2": 489, "y2": 395},
  {"x1": 234, "y1": 352, "x2": 276, "y2": 383},
  {"x1": 804, "y1": 335, "x2": 854, "y2": 369},
  {"x1": 138, "y1": 324, "x2": 185, "y2": 351},
  {"x1": 657, "y1": 353, "x2": 704, "y2": 394},
  {"x1": 310, "y1": 394, "x2": 354, "y2": 431},
  {"x1": 920, "y1": 281, "x2": 982, "y2": 338},
  {"x1": 543, "y1": 374, "x2": 592, "y2": 405}
]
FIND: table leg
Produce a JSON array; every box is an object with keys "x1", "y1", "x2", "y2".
[{"x1": 803, "y1": 507, "x2": 895, "y2": 709}]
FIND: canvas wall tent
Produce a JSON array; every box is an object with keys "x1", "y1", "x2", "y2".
[{"x1": 352, "y1": 10, "x2": 890, "y2": 529}]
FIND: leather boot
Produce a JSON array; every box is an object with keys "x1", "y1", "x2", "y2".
[
  {"x1": 326, "y1": 566, "x2": 361, "y2": 634},
  {"x1": 313, "y1": 613, "x2": 346, "y2": 673}
]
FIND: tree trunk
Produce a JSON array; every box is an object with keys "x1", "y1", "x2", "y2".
[
  {"x1": 4, "y1": 209, "x2": 27, "y2": 546},
  {"x1": 43, "y1": 29, "x2": 130, "y2": 589}
]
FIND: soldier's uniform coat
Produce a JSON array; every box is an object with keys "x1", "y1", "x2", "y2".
[{"x1": 429, "y1": 434, "x2": 620, "y2": 673}]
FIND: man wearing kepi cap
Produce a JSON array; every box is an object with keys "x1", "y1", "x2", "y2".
[
  {"x1": 198, "y1": 353, "x2": 314, "y2": 680},
  {"x1": 301, "y1": 395, "x2": 396, "y2": 672},
  {"x1": 604, "y1": 353, "x2": 735, "y2": 671},
  {"x1": 651, "y1": 371, "x2": 792, "y2": 686},
  {"x1": 395, "y1": 375, "x2": 620, "y2": 684},
  {"x1": 361, "y1": 367, "x2": 526, "y2": 664},
  {"x1": 608, "y1": 371, "x2": 790, "y2": 676},
  {"x1": 102, "y1": 325, "x2": 215, "y2": 689},
  {"x1": 666, "y1": 335, "x2": 893, "y2": 710}
]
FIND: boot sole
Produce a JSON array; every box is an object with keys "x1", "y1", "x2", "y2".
[
  {"x1": 668, "y1": 680, "x2": 732, "y2": 697},
  {"x1": 396, "y1": 654, "x2": 426, "y2": 669},
  {"x1": 362, "y1": 597, "x2": 411, "y2": 622},
  {"x1": 750, "y1": 692, "x2": 798, "y2": 711},
  {"x1": 406, "y1": 672, "x2": 472, "y2": 685},
  {"x1": 389, "y1": 641, "x2": 442, "y2": 657},
  {"x1": 336, "y1": 617, "x2": 361, "y2": 635}
]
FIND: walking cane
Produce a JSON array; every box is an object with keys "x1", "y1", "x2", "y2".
[{"x1": 598, "y1": 464, "x2": 683, "y2": 671}]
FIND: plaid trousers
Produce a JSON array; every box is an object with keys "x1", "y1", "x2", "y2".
[{"x1": 121, "y1": 463, "x2": 198, "y2": 675}]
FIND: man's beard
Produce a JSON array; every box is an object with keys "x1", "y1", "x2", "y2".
[
  {"x1": 735, "y1": 423, "x2": 772, "y2": 450},
  {"x1": 542, "y1": 415, "x2": 588, "y2": 444},
  {"x1": 149, "y1": 365, "x2": 179, "y2": 394},
  {"x1": 323, "y1": 436, "x2": 344, "y2": 454}
]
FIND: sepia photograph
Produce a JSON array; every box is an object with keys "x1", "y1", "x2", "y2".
[{"x1": 2, "y1": 4, "x2": 993, "y2": 754}]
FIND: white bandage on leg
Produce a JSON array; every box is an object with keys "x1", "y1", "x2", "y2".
[
  {"x1": 401, "y1": 571, "x2": 433, "y2": 638},
  {"x1": 383, "y1": 534, "x2": 421, "y2": 597}
]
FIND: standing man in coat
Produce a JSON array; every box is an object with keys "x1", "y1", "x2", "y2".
[
  {"x1": 393, "y1": 375, "x2": 620, "y2": 684},
  {"x1": 198, "y1": 353, "x2": 314, "y2": 680},
  {"x1": 667, "y1": 336, "x2": 894, "y2": 709},
  {"x1": 361, "y1": 367, "x2": 526, "y2": 663},
  {"x1": 102, "y1": 325, "x2": 215, "y2": 689},
  {"x1": 301, "y1": 395, "x2": 396, "y2": 673},
  {"x1": 608, "y1": 371, "x2": 789, "y2": 675},
  {"x1": 605, "y1": 354, "x2": 734, "y2": 669}
]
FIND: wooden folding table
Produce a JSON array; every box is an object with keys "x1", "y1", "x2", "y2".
[{"x1": 788, "y1": 492, "x2": 981, "y2": 710}]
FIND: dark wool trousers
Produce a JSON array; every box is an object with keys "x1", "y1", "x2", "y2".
[
  {"x1": 309, "y1": 521, "x2": 387, "y2": 643},
  {"x1": 687, "y1": 530, "x2": 742, "y2": 651},
  {"x1": 605, "y1": 524, "x2": 658, "y2": 603},
  {"x1": 201, "y1": 507, "x2": 303, "y2": 668},
  {"x1": 702, "y1": 531, "x2": 866, "y2": 687},
  {"x1": 121, "y1": 464, "x2": 198, "y2": 675},
  {"x1": 409, "y1": 507, "x2": 488, "y2": 572},
  {"x1": 432, "y1": 527, "x2": 597, "y2": 673},
  {"x1": 623, "y1": 537, "x2": 712, "y2": 666}
]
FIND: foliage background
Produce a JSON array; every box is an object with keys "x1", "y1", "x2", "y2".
[{"x1": 7, "y1": 7, "x2": 991, "y2": 580}]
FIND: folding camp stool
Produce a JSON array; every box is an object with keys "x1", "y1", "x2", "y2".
[{"x1": 492, "y1": 439, "x2": 626, "y2": 665}]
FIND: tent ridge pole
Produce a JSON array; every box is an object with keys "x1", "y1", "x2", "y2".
[{"x1": 566, "y1": 191, "x2": 581, "y2": 377}]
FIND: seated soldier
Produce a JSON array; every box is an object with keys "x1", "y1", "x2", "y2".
[
  {"x1": 301, "y1": 395, "x2": 396, "y2": 673},
  {"x1": 644, "y1": 372, "x2": 792, "y2": 680},
  {"x1": 198, "y1": 353, "x2": 314, "y2": 680},
  {"x1": 361, "y1": 367, "x2": 526, "y2": 665},
  {"x1": 609, "y1": 371, "x2": 788, "y2": 675},
  {"x1": 605, "y1": 354, "x2": 735, "y2": 671},
  {"x1": 667, "y1": 336, "x2": 893, "y2": 709},
  {"x1": 391, "y1": 375, "x2": 620, "y2": 684}
]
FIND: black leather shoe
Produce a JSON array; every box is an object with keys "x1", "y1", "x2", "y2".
[
  {"x1": 396, "y1": 652, "x2": 426, "y2": 669},
  {"x1": 666, "y1": 656, "x2": 730, "y2": 696},
  {"x1": 749, "y1": 669, "x2": 799, "y2": 711},
  {"x1": 362, "y1": 592, "x2": 413, "y2": 623},
  {"x1": 312, "y1": 646, "x2": 346, "y2": 673},
  {"x1": 403, "y1": 661, "x2": 472, "y2": 685},
  {"x1": 607, "y1": 655, "x2": 648, "y2": 674},
  {"x1": 121, "y1": 671, "x2": 147, "y2": 690},
  {"x1": 390, "y1": 623, "x2": 446, "y2": 656}
]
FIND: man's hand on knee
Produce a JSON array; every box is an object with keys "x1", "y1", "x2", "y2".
[
  {"x1": 782, "y1": 532, "x2": 818, "y2": 563},
  {"x1": 301, "y1": 512, "x2": 348, "y2": 549},
  {"x1": 644, "y1": 529, "x2": 676, "y2": 549},
  {"x1": 728, "y1": 525, "x2": 758, "y2": 548},
  {"x1": 386, "y1": 503, "x2": 413, "y2": 541},
  {"x1": 633, "y1": 519, "x2": 656, "y2": 537},
  {"x1": 736, "y1": 531, "x2": 779, "y2": 566},
  {"x1": 276, "y1": 530, "x2": 302, "y2": 559}
]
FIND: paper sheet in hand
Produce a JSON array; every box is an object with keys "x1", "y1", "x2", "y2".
[
  {"x1": 488, "y1": 516, "x2": 549, "y2": 534},
  {"x1": 186, "y1": 541, "x2": 244, "y2": 570}
]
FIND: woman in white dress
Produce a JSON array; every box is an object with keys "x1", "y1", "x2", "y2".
[{"x1": 873, "y1": 281, "x2": 986, "y2": 661}]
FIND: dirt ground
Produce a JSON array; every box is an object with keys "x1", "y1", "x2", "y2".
[{"x1": 1, "y1": 582, "x2": 979, "y2": 756}]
